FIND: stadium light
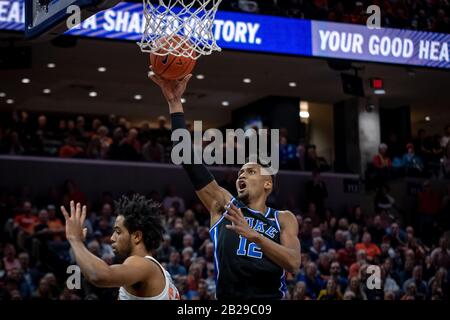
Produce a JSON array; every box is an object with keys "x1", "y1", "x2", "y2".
[
  {"x1": 221, "y1": 101, "x2": 230, "y2": 107},
  {"x1": 299, "y1": 111, "x2": 310, "y2": 119},
  {"x1": 243, "y1": 78, "x2": 252, "y2": 84},
  {"x1": 425, "y1": 116, "x2": 431, "y2": 122},
  {"x1": 47, "y1": 63, "x2": 56, "y2": 68},
  {"x1": 0, "y1": 92, "x2": 6, "y2": 98},
  {"x1": 181, "y1": 98, "x2": 186, "y2": 103},
  {"x1": 134, "y1": 94, "x2": 142, "y2": 100},
  {"x1": 43, "y1": 89, "x2": 51, "y2": 94},
  {"x1": 21, "y1": 78, "x2": 31, "y2": 84},
  {"x1": 97, "y1": 67, "x2": 107, "y2": 72},
  {"x1": 196, "y1": 74, "x2": 205, "y2": 80},
  {"x1": 6, "y1": 99, "x2": 14, "y2": 104},
  {"x1": 89, "y1": 91, "x2": 98, "y2": 97},
  {"x1": 289, "y1": 82, "x2": 297, "y2": 87}
]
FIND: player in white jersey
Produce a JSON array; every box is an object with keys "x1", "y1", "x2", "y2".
[{"x1": 62, "y1": 194, "x2": 180, "y2": 300}]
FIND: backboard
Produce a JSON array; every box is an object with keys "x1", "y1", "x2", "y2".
[{"x1": 24, "y1": 0, "x2": 121, "y2": 39}]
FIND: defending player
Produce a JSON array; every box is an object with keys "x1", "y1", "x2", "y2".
[{"x1": 62, "y1": 195, "x2": 180, "y2": 300}]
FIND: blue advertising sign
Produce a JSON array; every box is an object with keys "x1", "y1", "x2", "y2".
[
  {"x1": 0, "y1": 0, "x2": 448, "y2": 69},
  {"x1": 311, "y1": 21, "x2": 449, "y2": 69}
]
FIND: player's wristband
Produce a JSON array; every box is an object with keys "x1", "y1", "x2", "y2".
[{"x1": 171, "y1": 112, "x2": 215, "y2": 190}]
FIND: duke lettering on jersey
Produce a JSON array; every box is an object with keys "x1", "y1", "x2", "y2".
[{"x1": 210, "y1": 198, "x2": 287, "y2": 300}]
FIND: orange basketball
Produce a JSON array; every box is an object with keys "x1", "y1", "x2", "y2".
[{"x1": 150, "y1": 35, "x2": 197, "y2": 80}]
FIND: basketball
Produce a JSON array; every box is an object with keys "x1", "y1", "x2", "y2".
[{"x1": 150, "y1": 35, "x2": 197, "y2": 80}]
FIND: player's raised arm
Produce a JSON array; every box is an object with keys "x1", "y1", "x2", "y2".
[
  {"x1": 149, "y1": 71, "x2": 232, "y2": 224},
  {"x1": 61, "y1": 201, "x2": 155, "y2": 288}
]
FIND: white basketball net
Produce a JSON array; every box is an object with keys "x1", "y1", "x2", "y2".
[{"x1": 139, "y1": 0, "x2": 223, "y2": 59}]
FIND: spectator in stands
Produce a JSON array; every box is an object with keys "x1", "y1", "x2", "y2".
[
  {"x1": 431, "y1": 236, "x2": 450, "y2": 270},
  {"x1": 59, "y1": 135, "x2": 84, "y2": 158},
  {"x1": 417, "y1": 181, "x2": 441, "y2": 244},
  {"x1": 387, "y1": 133, "x2": 404, "y2": 160},
  {"x1": 291, "y1": 281, "x2": 311, "y2": 300},
  {"x1": 66, "y1": 120, "x2": 80, "y2": 140},
  {"x1": 403, "y1": 265, "x2": 428, "y2": 298},
  {"x1": 35, "y1": 115, "x2": 52, "y2": 140},
  {"x1": 304, "y1": 202, "x2": 321, "y2": 227},
  {"x1": 182, "y1": 210, "x2": 199, "y2": 236},
  {"x1": 441, "y1": 125, "x2": 450, "y2": 148},
  {"x1": 154, "y1": 116, "x2": 171, "y2": 148},
  {"x1": 329, "y1": 261, "x2": 347, "y2": 291},
  {"x1": 317, "y1": 278, "x2": 342, "y2": 300},
  {"x1": 355, "y1": 232, "x2": 381, "y2": 262},
  {"x1": 55, "y1": 119, "x2": 68, "y2": 141},
  {"x1": 182, "y1": 247, "x2": 194, "y2": 272},
  {"x1": 62, "y1": 180, "x2": 86, "y2": 208},
  {"x1": 304, "y1": 145, "x2": 329, "y2": 172},
  {"x1": 2, "y1": 243, "x2": 21, "y2": 273},
  {"x1": 346, "y1": 206, "x2": 362, "y2": 227},
  {"x1": 345, "y1": 276, "x2": 367, "y2": 300},
  {"x1": 305, "y1": 170, "x2": 328, "y2": 216},
  {"x1": 114, "y1": 128, "x2": 140, "y2": 161},
  {"x1": 167, "y1": 251, "x2": 186, "y2": 277},
  {"x1": 368, "y1": 215, "x2": 386, "y2": 245},
  {"x1": 142, "y1": 136, "x2": 164, "y2": 162},
  {"x1": 279, "y1": 136, "x2": 298, "y2": 169},
  {"x1": 373, "y1": 143, "x2": 392, "y2": 170},
  {"x1": 330, "y1": 230, "x2": 346, "y2": 250},
  {"x1": 183, "y1": 234, "x2": 194, "y2": 251},
  {"x1": 403, "y1": 143, "x2": 424, "y2": 175},
  {"x1": 296, "y1": 262, "x2": 324, "y2": 299},
  {"x1": 348, "y1": 223, "x2": 361, "y2": 244},
  {"x1": 337, "y1": 239, "x2": 356, "y2": 269},
  {"x1": 7, "y1": 268, "x2": 32, "y2": 299},
  {"x1": 89, "y1": 119, "x2": 102, "y2": 138},
  {"x1": 382, "y1": 264, "x2": 400, "y2": 295},
  {"x1": 348, "y1": 248, "x2": 368, "y2": 279},
  {"x1": 309, "y1": 236, "x2": 327, "y2": 262},
  {"x1": 76, "y1": 116, "x2": 87, "y2": 141},
  {"x1": 31, "y1": 277, "x2": 53, "y2": 300},
  {"x1": 296, "y1": 140, "x2": 306, "y2": 171},
  {"x1": 162, "y1": 185, "x2": 186, "y2": 214},
  {"x1": 170, "y1": 220, "x2": 185, "y2": 251},
  {"x1": 13, "y1": 201, "x2": 38, "y2": 248},
  {"x1": 107, "y1": 127, "x2": 125, "y2": 160},
  {"x1": 374, "y1": 185, "x2": 396, "y2": 215},
  {"x1": 5, "y1": 131, "x2": 25, "y2": 155},
  {"x1": 156, "y1": 234, "x2": 176, "y2": 264},
  {"x1": 87, "y1": 126, "x2": 111, "y2": 159}
]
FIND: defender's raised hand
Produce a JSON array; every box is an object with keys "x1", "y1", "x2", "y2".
[{"x1": 61, "y1": 201, "x2": 87, "y2": 243}]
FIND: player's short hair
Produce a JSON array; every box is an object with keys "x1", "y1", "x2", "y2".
[
  {"x1": 244, "y1": 157, "x2": 277, "y2": 187},
  {"x1": 114, "y1": 194, "x2": 163, "y2": 251}
]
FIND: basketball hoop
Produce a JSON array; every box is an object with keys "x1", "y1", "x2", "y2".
[{"x1": 138, "y1": 0, "x2": 223, "y2": 60}]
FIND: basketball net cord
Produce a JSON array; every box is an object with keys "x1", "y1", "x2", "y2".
[{"x1": 139, "y1": 0, "x2": 223, "y2": 59}]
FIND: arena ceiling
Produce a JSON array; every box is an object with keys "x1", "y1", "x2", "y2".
[{"x1": 1, "y1": 33, "x2": 449, "y2": 128}]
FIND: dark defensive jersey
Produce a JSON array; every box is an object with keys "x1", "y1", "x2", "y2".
[{"x1": 209, "y1": 197, "x2": 287, "y2": 300}]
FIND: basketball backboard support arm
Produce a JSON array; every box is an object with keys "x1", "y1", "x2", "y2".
[{"x1": 24, "y1": 0, "x2": 121, "y2": 39}]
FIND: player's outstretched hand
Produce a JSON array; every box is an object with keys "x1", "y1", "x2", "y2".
[
  {"x1": 224, "y1": 202, "x2": 259, "y2": 242},
  {"x1": 148, "y1": 66, "x2": 192, "y2": 104},
  {"x1": 61, "y1": 201, "x2": 87, "y2": 243}
]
